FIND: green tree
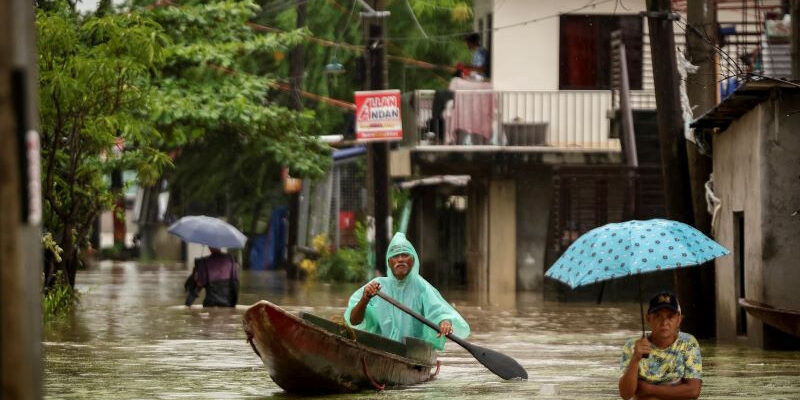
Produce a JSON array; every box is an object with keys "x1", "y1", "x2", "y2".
[
  {"x1": 386, "y1": 0, "x2": 474, "y2": 90},
  {"x1": 38, "y1": 7, "x2": 171, "y2": 288},
  {"x1": 254, "y1": 0, "x2": 473, "y2": 135},
  {"x1": 144, "y1": 0, "x2": 331, "y2": 230}
]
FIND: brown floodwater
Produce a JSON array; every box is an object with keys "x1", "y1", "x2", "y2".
[{"x1": 43, "y1": 261, "x2": 800, "y2": 399}]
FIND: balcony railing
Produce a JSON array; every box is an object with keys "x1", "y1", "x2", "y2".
[{"x1": 407, "y1": 89, "x2": 624, "y2": 151}]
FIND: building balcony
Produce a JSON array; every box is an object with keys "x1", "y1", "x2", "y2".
[{"x1": 399, "y1": 88, "x2": 657, "y2": 175}]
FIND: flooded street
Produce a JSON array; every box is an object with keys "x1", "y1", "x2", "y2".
[{"x1": 44, "y1": 261, "x2": 800, "y2": 399}]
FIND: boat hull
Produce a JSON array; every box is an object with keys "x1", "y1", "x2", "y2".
[
  {"x1": 739, "y1": 298, "x2": 800, "y2": 338},
  {"x1": 242, "y1": 300, "x2": 437, "y2": 394}
]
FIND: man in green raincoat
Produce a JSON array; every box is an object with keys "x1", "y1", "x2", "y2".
[{"x1": 345, "y1": 233, "x2": 470, "y2": 350}]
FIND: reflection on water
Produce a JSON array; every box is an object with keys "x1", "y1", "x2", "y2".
[{"x1": 44, "y1": 261, "x2": 800, "y2": 399}]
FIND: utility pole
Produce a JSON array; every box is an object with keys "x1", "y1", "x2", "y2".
[
  {"x1": 363, "y1": 0, "x2": 390, "y2": 275},
  {"x1": 287, "y1": 0, "x2": 305, "y2": 276},
  {"x1": 685, "y1": 0, "x2": 717, "y2": 339},
  {"x1": 646, "y1": 0, "x2": 708, "y2": 337},
  {"x1": 0, "y1": 0, "x2": 42, "y2": 398},
  {"x1": 792, "y1": 0, "x2": 800, "y2": 80}
]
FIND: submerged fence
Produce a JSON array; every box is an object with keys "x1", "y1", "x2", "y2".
[{"x1": 298, "y1": 157, "x2": 365, "y2": 251}]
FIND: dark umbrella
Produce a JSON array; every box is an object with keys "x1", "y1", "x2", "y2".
[{"x1": 168, "y1": 215, "x2": 247, "y2": 249}]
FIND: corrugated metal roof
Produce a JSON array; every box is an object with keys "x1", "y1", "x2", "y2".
[{"x1": 691, "y1": 79, "x2": 800, "y2": 131}]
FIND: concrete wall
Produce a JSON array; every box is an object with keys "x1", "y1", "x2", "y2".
[
  {"x1": 415, "y1": 187, "x2": 441, "y2": 283},
  {"x1": 516, "y1": 168, "x2": 553, "y2": 291},
  {"x1": 760, "y1": 96, "x2": 800, "y2": 310},
  {"x1": 488, "y1": 179, "x2": 517, "y2": 306},
  {"x1": 465, "y1": 177, "x2": 517, "y2": 306},
  {"x1": 473, "y1": 0, "x2": 745, "y2": 91},
  {"x1": 713, "y1": 93, "x2": 800, "y2": 347},
  {"x1": 466, "y1": 179, "x2": 489, "y2": 303},
  {"x1": 473, "y1": 0, "x2": 647, "y2": 91},
  {"x1": 712, "y1": 103, "x2": 763, "y2": 344}
]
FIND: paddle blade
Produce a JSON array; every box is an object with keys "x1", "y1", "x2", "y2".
[{"x1": 462, "y1": 341, "x2": 527, "y2": 380}]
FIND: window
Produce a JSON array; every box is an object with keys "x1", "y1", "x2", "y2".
[{"x1": 559, "y1": 15, "x2": 643, "y2": 90}]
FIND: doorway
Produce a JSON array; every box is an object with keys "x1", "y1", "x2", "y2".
[{"x1": 733, "y1": 211, "x2": 747, "y2": 336}]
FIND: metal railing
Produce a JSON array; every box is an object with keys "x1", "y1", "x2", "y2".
[
  {"x1": 407, "y1": 89, "x2": 622, "y2": 151},
  {"x1": 404, "y1": 15, "x2": 788, "y2": 150}
]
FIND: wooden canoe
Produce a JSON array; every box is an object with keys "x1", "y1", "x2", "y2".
[
  {"x1": 739, "y1": 298, "x2": 800, "y2": 338},
  {"x1": 242, "y1": 300, "x2": 439, "y2": 394}
]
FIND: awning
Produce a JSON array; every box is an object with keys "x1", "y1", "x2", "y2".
[
  {"x1": 332, "y1": 146, "x2": 366, "y2": 161},
  {"x1": 398, "y1": 175, "x2": 471, "y2": 189}
]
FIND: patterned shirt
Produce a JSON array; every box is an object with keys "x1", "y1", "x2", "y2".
[{"x1": 620, "y1": 332, "x2": 703, "y2": 384}]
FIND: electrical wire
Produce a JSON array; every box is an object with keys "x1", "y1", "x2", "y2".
[
  {"x1": 673, "y1": 14, "x2": 800, "y2": 92},
  {"x1": 260, "y1": 0, "x2": 312, "y2": 16},
  {"x1": 405, "y1": 0, "x2": 429, "y2": 38},
  {"x1": 674, "y1": 18, "x2": 746, "y2": 78},
  {"x1": 330, "y1": 0, "x2": 359, "y2": 61},
  {"x1": 384, "y1": 0, "x2": 614, "y2": 41},
  {"x1": 248, "y1": 22, "x2": 455, "y2": 71}
]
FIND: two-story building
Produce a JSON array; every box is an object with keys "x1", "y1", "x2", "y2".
[{"x1": 394, "y1": 0, "x2": 786, "y2": 306}]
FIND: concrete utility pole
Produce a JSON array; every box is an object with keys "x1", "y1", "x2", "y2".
[
  {"x1": 792, "y1": 0, "x2": 800, "y2": 80},
  {"x1": 0, "y1": 0, "x2": 42, "y2": 398},
  {"x1": 646, "y1": 0, "x2": 709, "y2": 337},
  {"x1": 287, "y1": 0, "x2": 306, "y2": 275},
  {"x1": 363, "y1": 0, "x2": 390, "y2": 275},
  {"x1": 684, "y1": 0, "x2": 717, "y2": 339}
]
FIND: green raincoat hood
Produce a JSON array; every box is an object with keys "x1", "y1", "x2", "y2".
[
  {"x1": 385, "y1": 232, "x2": 419, "y2": 282},
  {"x1": 344, "y1": 233, "x2": 470, "y2": 350}
]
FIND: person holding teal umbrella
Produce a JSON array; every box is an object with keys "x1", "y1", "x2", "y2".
[
  {"x1": 544, "y1": 219, "x2": 726, "y2": 399},
  {"x1": 618, "y1": 291, "x2": 702, "y2": 400}
]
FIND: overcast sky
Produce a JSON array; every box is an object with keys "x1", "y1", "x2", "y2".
[
  {"x1": 75, "y1": 0, "x2": 99, "y2": 12},
  {"x1": 75, "y1": 0, "x2": 127, "y2": 13}
]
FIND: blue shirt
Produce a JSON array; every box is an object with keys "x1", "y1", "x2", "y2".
[{"x1": 471, "y1": 48, "x2": 488, "y2": 68}]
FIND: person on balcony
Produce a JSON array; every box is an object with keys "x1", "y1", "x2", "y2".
[{"x1": 456, "y1": 32, "x2": 489, "y2": 81}]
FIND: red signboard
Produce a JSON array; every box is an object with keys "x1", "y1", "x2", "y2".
[{"x1": 355, "y1": 89, "x2": 402, "y2": 142}]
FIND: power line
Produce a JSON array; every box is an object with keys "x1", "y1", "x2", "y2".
[
  {"x1": 208, "y1": 63, "x2": 356, "y2": 110},
  {"x1": 260, "y1": 0, "x2": 313, "y2": 16},
  {"x1": 674, "y1": 18, "x2": 745, "y2": 78},
  {"x1": 385, "y1": 0, "x2": 615, "y2": 41},
  {"x1": 404, "y1": 0, "x2": 429, "y2": 38},
  {"x1": 247, "y1": 22, "x2": 455, "y2": 71}
]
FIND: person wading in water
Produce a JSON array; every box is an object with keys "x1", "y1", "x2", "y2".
[
  {"x1": 619, "y1": 291, "x2": 702, "y2": 400},
  {"x1": 184, "y1": 247, "x2": 239, "y2": 307}
]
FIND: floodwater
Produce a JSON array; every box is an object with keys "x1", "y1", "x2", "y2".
[{"x1": 44, "y1": 261, "x2": 800, "y2": 399}]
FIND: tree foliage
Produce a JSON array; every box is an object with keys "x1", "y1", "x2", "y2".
[
  {"x1": 36, "y1": 0, "x2": 472, "y2": 286},
  {"x1": 37, "y1": 0, "x2": 334, "y2": 287},
  {"x1": 254, "y1": 0, "x2": 474, "y2": 135},
  {"x1": 145, "y1": 0, "x2": 331, "y2": 229},
  {"x1": 38, "y1": 7, "x2": 171, "y2": 287},
  {"x1": 386, "y1": 0, "x2": 474, "y2": 90}
]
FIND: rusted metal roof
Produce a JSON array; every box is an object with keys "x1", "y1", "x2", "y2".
[{"x1": 691, "y1": 79, "x2": 800, "y2": 131}]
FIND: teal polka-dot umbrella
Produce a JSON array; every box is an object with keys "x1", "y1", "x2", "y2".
[{"x1": 545, "y1": 219, "x2": 729, "y2": 289}]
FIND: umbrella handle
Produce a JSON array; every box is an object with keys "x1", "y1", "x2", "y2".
[{"x1": 638, "y1": 275, "x2": 649, "y2": 359}]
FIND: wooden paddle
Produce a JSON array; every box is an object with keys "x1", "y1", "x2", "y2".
[{"x1": 375, "y1": 291, "x2": 528, "y2": 380}]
